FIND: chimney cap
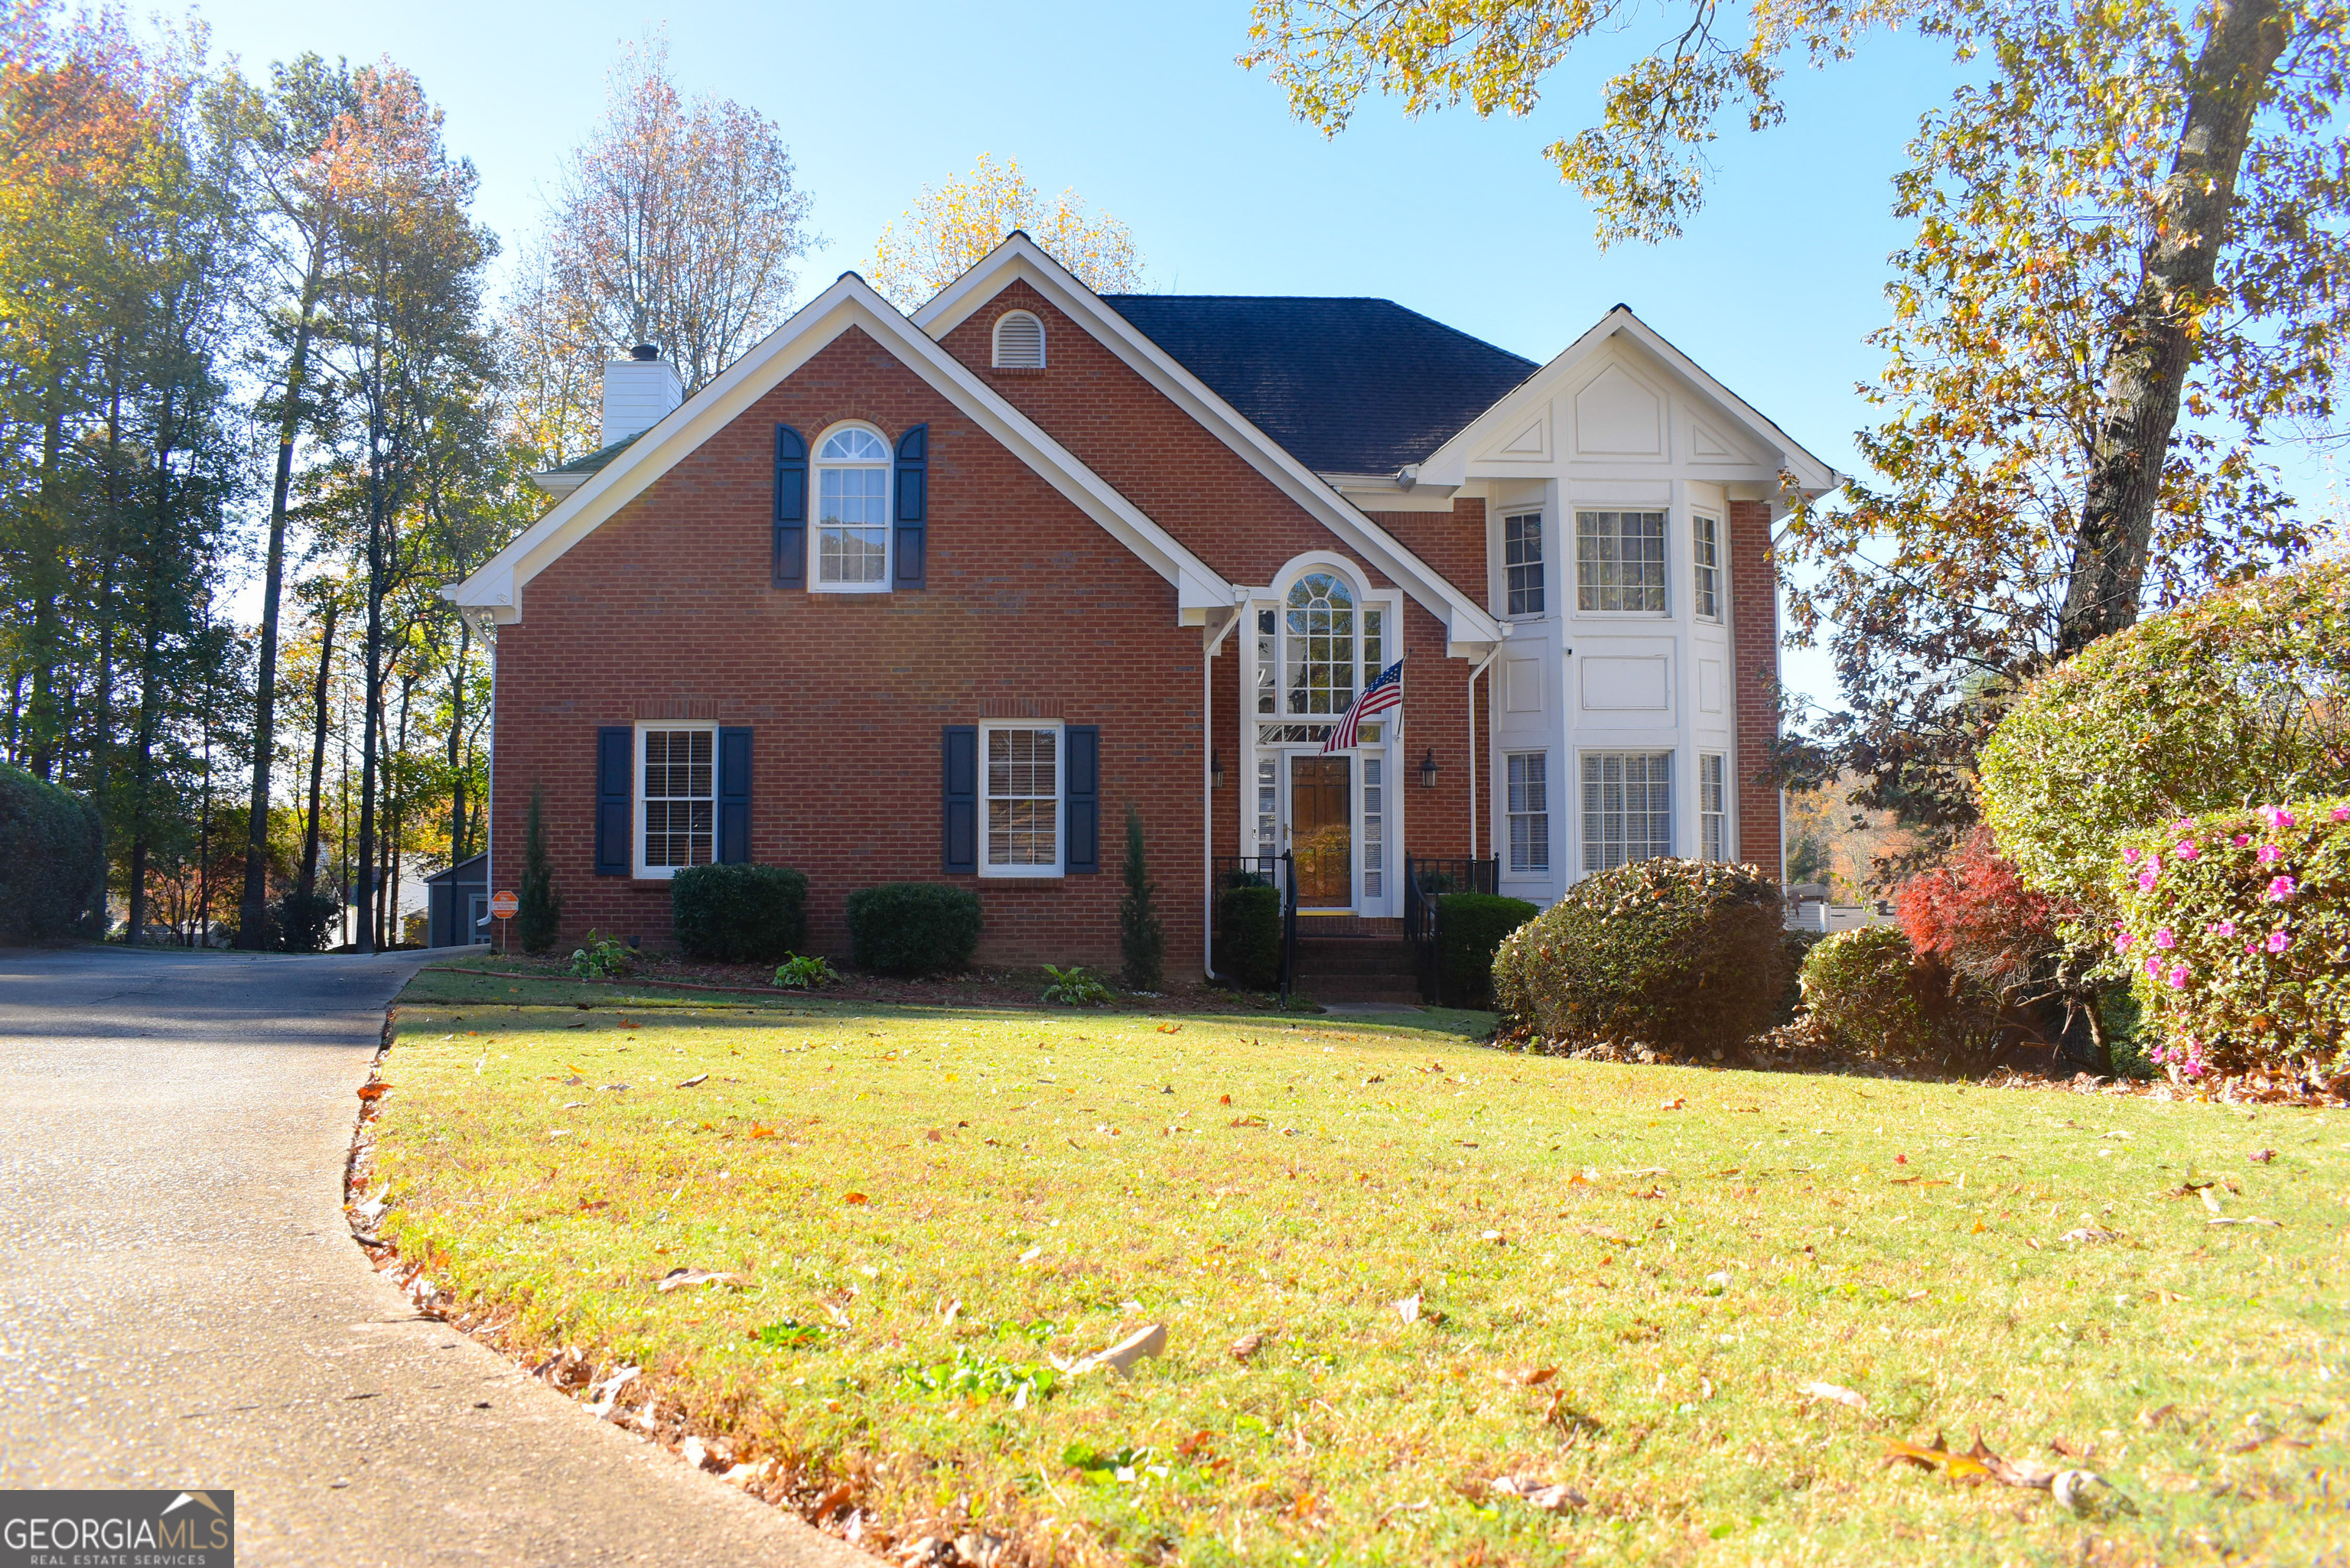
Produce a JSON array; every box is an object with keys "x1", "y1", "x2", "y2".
[{"x1": 629, "y1": 343, "x2": 660, "y2": 361}]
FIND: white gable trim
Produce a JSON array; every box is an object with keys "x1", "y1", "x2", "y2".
[
  {"x1": 1415, "y1": 306, "x2": 1844, "y2": 499},
  {"x1": 444, "y1": 274, "x2": 1232, "y2": 625},
  {"x1": 913, "y1": 236, "x2": 1507, "y2": 654}
]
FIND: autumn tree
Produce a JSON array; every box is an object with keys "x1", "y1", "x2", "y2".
[
  {"x1": 867, "y1": 153, "x2": 1144, "y2": 309},
  {"x1": 1244, "y1": 0, "x2": 2350, "y2": 849}
]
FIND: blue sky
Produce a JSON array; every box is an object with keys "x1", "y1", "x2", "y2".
[{"x1": 189, "y1": 0, "x2": 1982, "y2": 704}]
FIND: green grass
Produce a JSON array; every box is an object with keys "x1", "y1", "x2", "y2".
[{"x1": 373, "y1": 968, "x2": 2348, "y2": 1566}]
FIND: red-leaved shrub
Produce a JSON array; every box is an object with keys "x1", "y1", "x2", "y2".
[{"x1": 1896, "y1": 828, "x2": 2072, "y2": 996}]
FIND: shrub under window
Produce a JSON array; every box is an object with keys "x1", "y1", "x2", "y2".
[
  {"x1": 847, "y1": 883, "x2": 982, "y2": 974},
  {"x1": 1215, "y1": 883, "x2": 1282, "y2": 991},
  {"x1": 1435, "y1": 893, "x2": 1539, "y2": 1008},
  {"x1": 671, "y1": 864, "x2": 809, "y2": 963}
]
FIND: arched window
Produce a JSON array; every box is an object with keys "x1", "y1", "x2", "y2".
[
  {"x1": 992, "y1": 310, "x2": 1046, "y2": 369},
  {"x1": 1283, "y1": 571, "x2": 1356, "y2": 715},
  {"x1": 814, "y1": 425, "x2": 890, "y2": 588}
]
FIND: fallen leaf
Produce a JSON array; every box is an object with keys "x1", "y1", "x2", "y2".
[
  {"x1": 1069, "y1": 1322, "x2": 1166, "y2": 1376},
  {"x1": 1218, "y1": 1093, "x2": 1232, "y2": 1105},
  {"x1": 1229, "y1": 1329, "x2": 1272, "y2": 1361},
  {"x1": 2058, "y1": 1226, "x2": 2119, "y2": 1244},
  {"x1": 2201, "y1": 1186, "x2": 2225, "y2": 1214},
  {"x1": 1660, "y1": 1097, "x2": 1685, "y2": 1111},
  {"x1": 1802, "y1": 1381, "x2": 1867, "y2": 1412},
  {"x1": 1229, "y1": 1114, "x2": 1268, "y2": 1128},
  {"x1": 676, "y1": 1072, "x2": 709, "y2": 1088},
  {"x1": 1156, "y1": 1023, "x2": 1183, "y2": 1034},
  {"x1": 1392, "y1": 1293, "x2": 1421, "y2": 1325},
  {"x1": 750, "y1": 1124, "x2": 776, "y2": 1139},
  {"x1": 842, "y1": 1192, "x2": 868, "y2": 1205},
  {"x1": 356, "y1": 1082, "x2": 390, "y2": 1101},
  {"x1": 655, "y1": 1267, "x2": 743, "y2": 1293},
  {"x1": 2249, "y1": 1148, "x2": 2276, "y2": 1163},
  {"x1": 1883, "y1": 1433, "x2": 1989, "y2": 1482},
  {"x1": 1490, "y1": 1475, "x2": 1585, "y2": 1513},
  {"x1": 1521, "y1": 1366, "x2": 1557, "y2": 1387},
  {"x1": 2209, "y1": 1215, "x2": 2282, "y2": 1227},
  {"x1": 2052, "y1": 1469, "x2": 2137, "y2": 1519}
]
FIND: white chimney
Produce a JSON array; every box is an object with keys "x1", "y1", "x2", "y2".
[{"x1": 601, "y1": 343, "x2": 682, "y2": 449}]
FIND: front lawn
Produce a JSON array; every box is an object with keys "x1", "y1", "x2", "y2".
[{"x1": 366, "y1": 968, "x2": 2345, "y2": 1566}]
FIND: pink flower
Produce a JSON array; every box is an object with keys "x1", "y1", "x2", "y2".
[
  {"x1": 2167, "y1": 965, "x2": 2190, "y2": 989},
  {"x1": 2333, "y1": 805, "x2": 2348, "y2": 822},
  {"x1": 2122, "y1": 846, "x2": 2141, "y2": 865},
  {"x1": 2268, "y1": 875, "x2": 2296, "y2": 901},
  {"x1": 2265, "y1": 805, "x2": 2298, "y2": 829},
  {"x1": 2258, "y1": 844, "x2": 2283, "y2": 864},
  {"x1": 2171, "y1": 818, "x2": 2196, "y2": 833},
  {"x1": 2215, "y1": 919, "x2": 2237, "y2": 937},
  {"x1": 2233, "y1": 834, "x2": 2251, "y2": 847},
  {"x1": 2145, "y1": 955, "x2": 2163, "y2": 978},
  {"x1": 2267, "y1": 929, "x2": 2291, "y2": 954},
  {"x1": 2245, "y1": 938, "x2": 2258, "y2": 955},
  {"x1": 2137, "y1": 870, "x2": 2157, "y2": 892},
  {"x1": 2113, "y1": 932, "x2": 2134, "y2": 952},
  {"x1": 2176, "y1": 839, "x2": 2200, "y2": 860},
  {"x1": 2154, "y1": 926, "x2": 2176, "y2": 948}
]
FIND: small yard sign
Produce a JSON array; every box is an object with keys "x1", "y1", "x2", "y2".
[{"x1": 489, "y1": 890, "x2": 519, "y2": 954}]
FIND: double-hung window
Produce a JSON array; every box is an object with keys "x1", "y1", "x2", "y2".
[
  {"x1": 983, "y1": 722, "x2": 1062, "y2": 876},
  {"x1": 1576, "y1": 510, "x2": 1667, "y2": 613},
  {"x1": 1700, "y1": 752, "x2": 1730, "y2": 860},
  {"x1": 639, "y1": 724, "x2": 714, "y2": 874},
  {"x1": 1504, "y1": 513, "x2": 1544, "y2": 616},
  {"x1": 1581, "y1": 750, "x2": 1672, "y2": 872},
  {"x1": 814, "y1": 427, "x2": 890, "y2": 589},
  {"x1": 1506, "y1": 751, "x2": 1550, "y2": 874},
  {"x1": 1692, "y1": 512, "x2": 1722, "y2": 620}
]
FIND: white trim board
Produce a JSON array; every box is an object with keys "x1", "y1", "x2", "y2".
[
  {"x1": 444, "y1": 272, "x2": 1233, "y2": 625},
  {"x1": 913, "y1": 235, "x2": 1506, "y2": 656}
]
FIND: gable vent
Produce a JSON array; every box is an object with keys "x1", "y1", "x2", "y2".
[{"x1": 991, "y1": 310, "x2": 1046, "y2": 369}]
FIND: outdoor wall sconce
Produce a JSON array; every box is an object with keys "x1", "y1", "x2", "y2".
[
  {"x1": 1209, "y1": 748, "x2": 1225, "y2": 789},
  {"x1": 1419, "y1": 748, "x2": 1440, "y2": 789}
]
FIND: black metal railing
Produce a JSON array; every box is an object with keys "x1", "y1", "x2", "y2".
[
  {"x1": 1403, "y1": 855, "x2": 1499, "y2": 1004},
  {"x1": 1209, "y1": 853, "x2": 1297, "y2": 1001}
]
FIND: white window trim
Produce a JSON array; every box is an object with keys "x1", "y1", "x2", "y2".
[
  {"x1": 1503, "y1": 749, "x2": 1551, "y2": 878},
  {"x1": 633, "y1": 719, "x2": 718, "y2": 880},
  {"x1": 978, "y1": 719, "x2": 1066, "y2": 879},
  {"x1": 1577, "y1": 747, "x2": 1676, "y2": 875},
  {"x1": 809, "y1": 421, "x2": 893, "y2": 594},
  {"x1": 1691, "y1": 511, "x2": 1723, "y2": 623},
  {"x1": 1571, "y1": 506, "x2": 1672, "y2": 618},
  {"x1": 991, "y1": 309, "x2": 1046, "y2": 369},
  {"x1": 1699, "y1": 750, "x2": 1734, "y2": 861},
  {"x1": 1501, "y1": 511, "x2": 1548, "y2": 621}
]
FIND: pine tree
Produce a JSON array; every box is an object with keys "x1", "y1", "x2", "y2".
[
  {"x1": 1119, "y1": 803, "x2": 1164, "y2": 992},
  {"x1": 516, "y1": 785, "x2": 561, "y2": 954}
]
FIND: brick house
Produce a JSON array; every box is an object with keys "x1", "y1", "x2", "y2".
[{"x1": 447, "y1": 236, "x2": 1840, "y2": 978}]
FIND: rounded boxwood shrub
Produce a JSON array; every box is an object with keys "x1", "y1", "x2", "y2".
[
  {"x1": 1492, "y1": 859, "x2": 1785, "y2": 1059},
  {"x1": 1435, "y1": 892, "x2": 1539, "y2": 1008},
  {"x1": 2110, "y1": 798, "x2": 2350, "y2": 1084},
  {"x1": 671, "y1": 863, "x2": 809, "y2": 963},
  {"x1": 1800, "y1": 925, "x2": 2000, "y2": 1070},
  {"x1": 272, "y1": 891, "x2": 340, "y2": 953},
  {"x1": 845, "y1": 882, "x2": 981, "y2": 975},
  {"x1": 1981, "y1": 558, "x2": 2350, "y2": 918},
  {"x1": 0, "y1": 762, "x2": 103, "y2": 945},
  {"x1": 1214, "y1": 883, "x2": 1282, "y2": 991}
]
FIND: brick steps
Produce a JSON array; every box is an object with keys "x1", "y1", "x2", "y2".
[{"x1": 1291, "y1": 935, "x2": 1421, "y2": 1005}]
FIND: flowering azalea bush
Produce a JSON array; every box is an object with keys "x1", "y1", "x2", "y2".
[
  {"x1": 2111, "y1": 798, "x2": 2350, "y2": 1082},
  {"x1": 1492, "y1": 858, "x2": 1785, "y2": 1060}
]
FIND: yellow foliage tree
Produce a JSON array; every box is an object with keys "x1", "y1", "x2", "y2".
[{"x1": 867, "y1": 155, "x2": 1143, "y2": 309}]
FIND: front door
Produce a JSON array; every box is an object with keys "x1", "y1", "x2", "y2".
[{"x1": 1290, "y1": 755, "x2": 1352, "y2": 906}]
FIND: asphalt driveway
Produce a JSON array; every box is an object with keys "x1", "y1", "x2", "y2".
[{"x1": 0, "y1": 945, "x2": 871, "y2": 1566}]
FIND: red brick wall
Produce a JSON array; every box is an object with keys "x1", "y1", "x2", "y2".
[
  {"x1": 1727, "y1": 498, "x2": 1782, "y2": 878},
  {"x1": 1364, "y1": 499, "x2": 1486, "y2": 607},
  {"x1": 490, "y1": 326, "x2": 1213, "y2": 970}
]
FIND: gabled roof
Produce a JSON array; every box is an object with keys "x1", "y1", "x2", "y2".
[
  {"x1": 1414, "y1": 305, "x2": 1844, "y2": 497},
  {"x1": 446, "y1": 274, "x2": 1234, "y2": 625},
  {"x1": 1099, "y1": 296, "x2": 1537, "y2": 476},
  {"x1": 912, "y1": 237, "x2": 1506, "y2": 652}
]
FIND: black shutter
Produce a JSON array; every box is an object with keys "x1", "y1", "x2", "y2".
[
  {"x1": 942, "y1": 724, "x2": 977, "y2": 873},
  {"x1": 718, "y1": 726, "x2": 752, "y2": 864},
  {"x1": 1065, "y1": 724, "x2": 1100, "y2": 873},
  {"x1": 894, "y1": 423, "x2": 927, "y2": 589},
  {"x1": 773, "y1": 425, "x2": 808, "y2": 588},
  {"x1": 595, "y1": 726, "x2": 633, "y2": 876}
]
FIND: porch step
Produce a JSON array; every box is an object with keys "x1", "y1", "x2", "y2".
[{"x1": 1291, "y1": 935, "x2": 1420, "y2": 1004}]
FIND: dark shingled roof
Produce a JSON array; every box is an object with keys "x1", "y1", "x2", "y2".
[
  {"x1": 1101, "y1": 295, "x2": 1538, "y2": 475},
  {"x1": 542, "y1": 431, "x2": 643, "y2": 476}
]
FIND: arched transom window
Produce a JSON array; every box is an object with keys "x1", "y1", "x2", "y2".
[{"x1": 815, "y1": 426, "x2": 890, "y2": 587}]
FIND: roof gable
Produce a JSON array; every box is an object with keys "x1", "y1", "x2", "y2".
[{"x1": 446, "y1": 275, "x2": 1232, "y2": 625}]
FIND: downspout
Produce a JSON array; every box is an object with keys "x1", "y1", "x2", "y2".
[
  {"x1": 1201, "y1": 607, "x2": 1242, "y2": 978},
  {"x1": 1466, "y1": 644, "x2": 1502, "y2": 861}
]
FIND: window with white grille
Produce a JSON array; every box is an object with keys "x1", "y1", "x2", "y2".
[
  {"x1": 1581, "y1": 750, "x2": 1672, "y2": 872},
  {"x1": 1576, "y1": 510, "x2": 1667, "y2": 613},
  {"x1": 1504, "y1": 513, "x2": 1544, "y2": 616},
  {"x1": 1700, "y1": 752, "x2": 1730, "y2": 860},
  {"x1": 983, "y1": 723, "x2": 1062, "y2": 874},
  {"x1": 992, "y1": 311, "x2": 1046, "y2": 369},
  {"x1": 1506, "y1": 751, "x2": 1549, "y2": 873},
  {"x1": 1692, "y1": 512, "x2": 1722, "y2": 620},
  {"x1": 814, "y1": 426, "x2": 890, "y2": 589},
  {"x1": 640, "y1": 726, "x2": 714, "y2": 873}
]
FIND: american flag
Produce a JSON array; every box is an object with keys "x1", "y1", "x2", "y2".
[{"x1": 1323, "y1": 657, "x2": 1404, "y2": 753}]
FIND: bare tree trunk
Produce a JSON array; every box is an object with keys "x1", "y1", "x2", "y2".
[
  {"x1": 297, "y1": 595, "x2": 339, "y2": 903},
  {"x1": 236, "y1": 268, "x2": 327, "y2": 946},
  {"x1": 355, "y1": 388, "x2": 385, "y2": 955},
  {"x1": 448, "y1": 616, "x2": 470, "y2": 862},
  {"x1": 27, "y1": 369, "x2": 67, "y2": 781},
  {"x1": 2055, "y1": 0, "x2": 2293, "y2": 656}
]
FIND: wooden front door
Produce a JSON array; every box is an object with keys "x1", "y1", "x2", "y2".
[{"x1": 1290, "y1": 755, "x2": 1352, "y2": 906}]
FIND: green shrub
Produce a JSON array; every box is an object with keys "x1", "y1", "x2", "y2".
[
  {"x1": 272, "y1": 891, "x2": 339, "y2": 953},
  {"x1": 1799, "y1": 926, "x2": 2001, "y2": 1070},
  {"x1": 1120, "y1": 806, "x2": 1165, "y2": 991},
  {"x1": 1435, "y1": 893, "x2": 1538, "y2": 1008},
  {"x1": 1981, "y1": 558, "x2": 2350, "y2": 919},
  {"x1": 517, "y1": 786, "x2": 561, "y2": 955},
  {"x1": 0, "y1": 762, "x2": 102, "y2": 945},
  {"x1": 1777, "y1": 928, "x2": 1827, "y2": 1024},
  {"x1": 1492, "y1": 859, "x2": 1785, "y2": 1059},
  {"x1": 671, "y1": 863, "x2": 809, "y2": 963},
  {"x1": 2110, "y1": 798, "x2": 2350, "y2": 1082},
  {"x1": 773, "y1": 953, "x2": 839, "y2": 990},
  {"x1": 1042, "y1": 964, "x2": 1115, "y2": 1006},
  {"x1": 568, "y1": 929, "x2": 633, "y2": 979},
  {"x1": 1214, "y1": 884, "x2": 1282, "y2": 991},
  {"x1": 845, "y1": 883, "x2": 981, "y2": 974}
]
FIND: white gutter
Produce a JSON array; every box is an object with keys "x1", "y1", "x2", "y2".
[{"x1": 1466, "y1": 643, "x2": 1503, "y2": 861}]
